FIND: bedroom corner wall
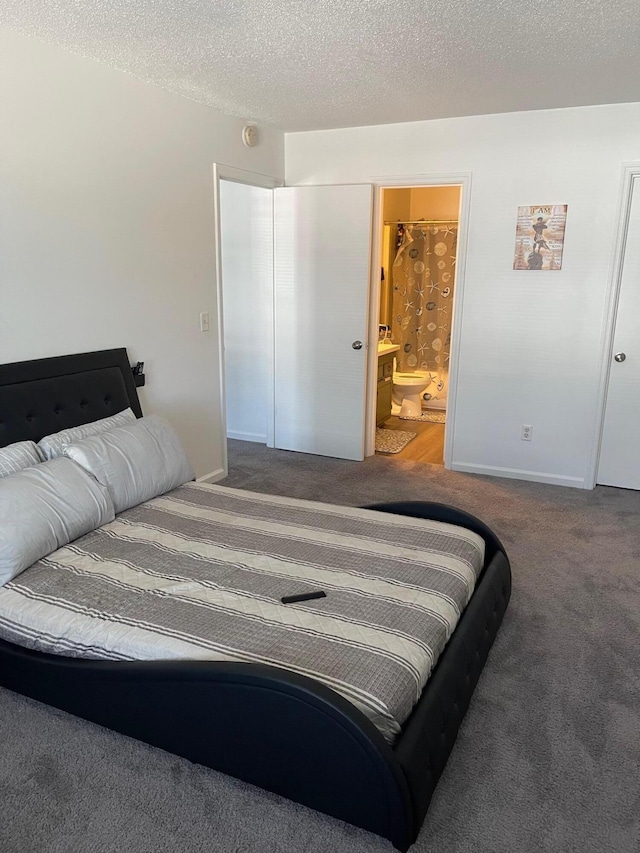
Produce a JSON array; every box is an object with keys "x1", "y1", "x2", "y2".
[
  {"x1": 286, "y1": 104, "x2": 640, "y2": 487},
  {"x1": 0, "y1": 28, "x2": 284, "y2": 478}
]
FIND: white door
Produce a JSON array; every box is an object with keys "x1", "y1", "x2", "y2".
[
  {"x1": 274, "y1": 185, "x2": 373, "y2": 460},
  {"x1": 598, "y1": 174, "x2": 640, "y2": 489}
]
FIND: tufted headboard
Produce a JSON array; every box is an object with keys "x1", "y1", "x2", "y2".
[{"x1": 0, "y1": 349, "x2": 143, "y2": 448}]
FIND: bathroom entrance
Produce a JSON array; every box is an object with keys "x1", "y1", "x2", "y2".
[
  {"x1": 374, "y1": 185, "x2": 462, "y2": 465},
  {"x1": 214, "y1": 165, "x2": 468, "y2": 478}
]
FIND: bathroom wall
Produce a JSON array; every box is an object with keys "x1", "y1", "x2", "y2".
[
  {"x1": 286, "y1": 102, "x2": 640, "y2": 487},
  {"x1": 380, "y1": 189, "x2": 411, "y2": 325},
  {"x1": 382, "y1": 188, "x2": 411, "y2": 223},
  {"x1": 409, "y1": 186, "x2": 460, "y2": 221},
  {"x1": 0, "y1": 28, "x2": 284, "y2": 479}
]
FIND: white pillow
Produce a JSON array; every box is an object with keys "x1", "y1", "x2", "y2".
[
  {"x1": 63, "y1": 414, "x2": 195, "y2": 514},
  {"x1": 38, "y1": 408, "x2": 137, "y2": 460},
  {"x1": 0, "y1": 440, "x2": 43, "y2": 478},
  {"x1": 0, "y1": 457, "x2": 115, "y2": 586}
]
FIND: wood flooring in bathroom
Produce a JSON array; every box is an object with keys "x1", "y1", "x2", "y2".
[{"x1": 378, "y1": 417, "x2": 445, "y2": 465}]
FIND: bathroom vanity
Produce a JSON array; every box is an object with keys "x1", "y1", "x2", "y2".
[{"x1": 377, "y1": 344, "x2": 399, "y2": 426}]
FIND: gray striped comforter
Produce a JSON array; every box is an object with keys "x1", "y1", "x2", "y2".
[{"x1": 0, "y1": 483, "x2": 485, "y2": 742}]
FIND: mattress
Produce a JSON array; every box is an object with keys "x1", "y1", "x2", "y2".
[{"x1": 0, "y1": 483, "x2": 485, "y2": 742}]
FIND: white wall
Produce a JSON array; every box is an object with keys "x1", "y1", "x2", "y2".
[
  {"x1": 286, "y1": 103, "x2": 640, "y2": 487},
  {"x1": 220, "y1": 180, "x2": 273, "y2": 443},
  {"x1": 0, "y1": 28, "x2": 284, "y2": 479}
]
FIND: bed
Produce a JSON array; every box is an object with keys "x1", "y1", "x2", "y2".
[{"x1": 0, "y1": 348, "x2": 511, "y2": 851}]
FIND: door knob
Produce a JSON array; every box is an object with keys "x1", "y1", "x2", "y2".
[
  {"x1": 614, "y1": 352, "x2": 626, "y2": 362},
  {"x1": 352, "y1": 341, "x2": 363, "y2": 350}
]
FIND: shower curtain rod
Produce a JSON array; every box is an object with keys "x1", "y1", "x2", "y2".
[{"x1": 383, "y1": 219, "x2": 458, "y2": 225}]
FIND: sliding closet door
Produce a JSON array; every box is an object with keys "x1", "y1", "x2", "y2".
[{"x1": 274, "y1": 185, "x2": 373, "y2": 460}]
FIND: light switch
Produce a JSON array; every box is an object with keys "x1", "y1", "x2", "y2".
[{"x1": 199, "y1": 312, "x2": 210, "y2": 332}]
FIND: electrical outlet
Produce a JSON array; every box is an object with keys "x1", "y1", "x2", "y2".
[{"x1": 521, "y1": 424, "x2": 533, "y2": 441}]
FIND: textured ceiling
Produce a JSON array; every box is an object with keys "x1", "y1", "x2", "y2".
[{"x1": 2, "y1": 0, "x2": 639, "y2": 131}]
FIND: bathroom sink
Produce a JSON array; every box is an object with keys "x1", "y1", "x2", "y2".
[{"x1": 377, "y1": 342, "x2": 400, "y2": 356}]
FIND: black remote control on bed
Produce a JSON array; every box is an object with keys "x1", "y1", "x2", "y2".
[{"x1": 281, "y1": 590, "x2": 327, "y2": 604}]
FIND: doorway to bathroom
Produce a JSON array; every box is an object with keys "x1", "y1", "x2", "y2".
[
  {"x1": 213, "y1": 165, "x2": 469, "y2": 478},
  {"x1": 372, "y1": 184, "x2": 462, "y2": 466}
]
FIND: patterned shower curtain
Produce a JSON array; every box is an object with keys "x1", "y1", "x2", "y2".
[{"x1": 391, "y1": 223, "x2": 457, "y2": 408}]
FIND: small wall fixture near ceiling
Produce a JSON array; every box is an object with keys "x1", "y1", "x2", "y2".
[{"x1": 242, "y1": 125, "x2": 259, "y2": 148}]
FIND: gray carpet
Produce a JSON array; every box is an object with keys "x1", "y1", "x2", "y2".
[{"x1": 2, "y1": 441, "x2": 639, "y2": 853}]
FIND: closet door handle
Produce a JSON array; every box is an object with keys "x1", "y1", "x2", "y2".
[
  {"x1": 352, "y1": 341, "x2": 363, "y2": 350},
  {"x1": 614, "y1": 352, "x2": 626, "y2": 362}
]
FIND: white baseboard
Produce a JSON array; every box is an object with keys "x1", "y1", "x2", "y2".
[
  {"x1": 196, "y1": 467, "x2": 226, "y2": 484},
  {"x1": 451, "y1": 461, "x2": 588, "y2": 489},
  {"x1": 226, "y1": 430, "x2": 267, "y2": 443}
]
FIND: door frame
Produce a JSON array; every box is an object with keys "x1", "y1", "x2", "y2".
[
  {"x1": 364, "y1": 172, "x2": 473, "y2": 468},
  {"x1": 212, "y1": 163, "x2": 283, "y2": 479},
  {"x1": 589, "y1": 161, "x2": 640, "y2": 488}
]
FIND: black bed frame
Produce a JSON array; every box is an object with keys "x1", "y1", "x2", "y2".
[{"x1": 0, "y1": 349, "x2": 511, "y2": 850}]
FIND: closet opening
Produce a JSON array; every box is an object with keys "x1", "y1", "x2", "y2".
[
  {"x1": 373, "y1": 185, "x2": 462, "y2": 464},
  {"x1": 219, "y1": 178, "x2": 274, "y2": 449},
  {"x1": 212, "y1": 163, "x2": 281, "y2": 480}
]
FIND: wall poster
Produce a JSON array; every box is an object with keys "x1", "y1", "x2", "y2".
[{"x1": 513, "y1": 204, "x2": 568, "y2": 270}]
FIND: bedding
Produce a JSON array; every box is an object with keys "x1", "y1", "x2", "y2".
[
  {"x1": 63, "y1": 414, "x2": 195, "y2": 513},
  {"x1": 0, "y1": 440, "x2": 43, "y2": 477},
  {"x1": 37, "y1": 407, "x2": 136, "y2": 460},
  {"x1": 0, "y1": 458, "x2": 115, "y2": 585},
  {"x1": 0, "y1": 482, "x2": 483, "y2": 742}
]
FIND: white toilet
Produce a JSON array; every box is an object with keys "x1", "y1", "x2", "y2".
[{"x1": 392, "y1": 370, "x2": 430, "y2": 417}]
